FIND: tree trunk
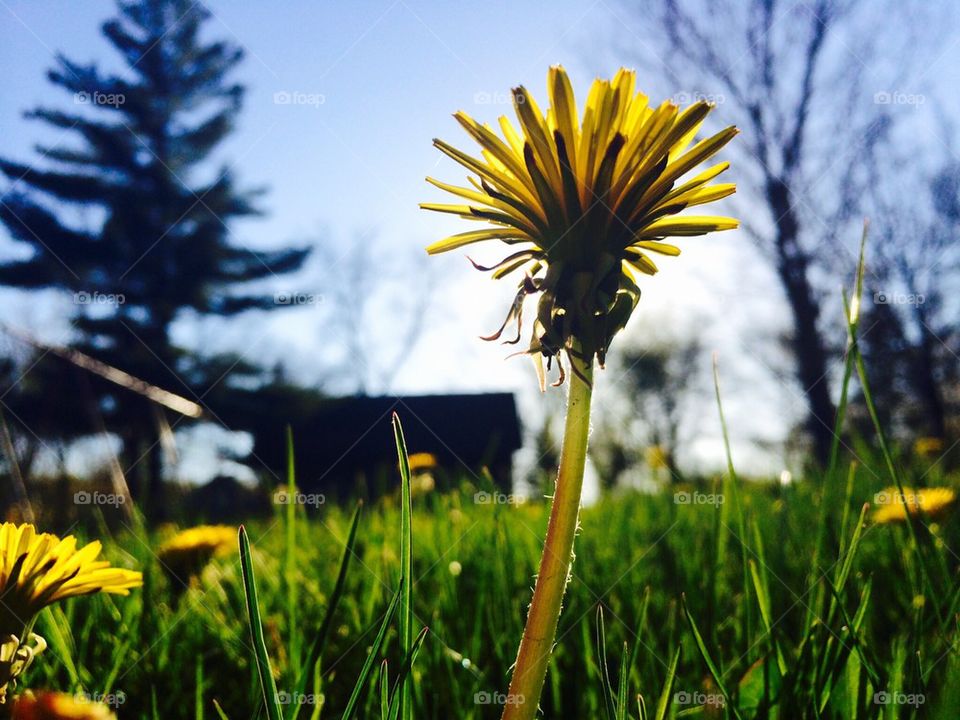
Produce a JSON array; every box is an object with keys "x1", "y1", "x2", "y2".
[
  {"x1": 767, "y1": 177, "x2": 837, "y2": 466},
  {"x1": 913, "y1": 304, "x2": 947, "y2": 439}
]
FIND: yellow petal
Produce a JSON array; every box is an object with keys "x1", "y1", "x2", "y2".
[
  {"x1": 632, "y1": 240, "x2": 681, "y2": 256},
  {"x1": 636, "y1": 215, "x2": 739, "y2": 237},
  {"x1": 425, "y1": 228, "x2": 529, "y2": 255}
]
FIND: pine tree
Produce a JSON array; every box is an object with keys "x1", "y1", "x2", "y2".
[{"x1": 0, "y1": 0, "x2": 309, "y2": 517}]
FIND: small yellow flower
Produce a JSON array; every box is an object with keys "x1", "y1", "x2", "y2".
[
  {"x1": 407, "y1": 452, "x2": 438, "y2": 473},
  {"x1": 872, "y1": 487, "x2": 956, "y2": 524},
  {"x1": 645, "y1": 445, "x2": 669, "y2": 471},
  {"x1": 10, "y1": 691, "x2": 116, "y2": 719},
  {"x1": 157, "y1": 525, "x2": 235, "y2": 583},
  {"x1": 0, "y1": 523, "x2": 142, "y2": 639},
  {"x1": 422, "y1": 65, "x2": 737, "y2": 381},
  {"x1": 914, "y1": 436, "x2": 945, "y2": 457}
]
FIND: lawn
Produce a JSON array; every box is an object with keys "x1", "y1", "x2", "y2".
[{"x1": 22, "y1": 443, "x2": 960, "y2": 719}]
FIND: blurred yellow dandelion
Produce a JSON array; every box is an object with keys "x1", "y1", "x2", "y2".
[
  {"x1": 157, "y1": 525, "x2": 235, "y2": 582},
  {"x1": 914, "y1": 436, "x2": 945, "y2": 457},
  {"x1": 872, "y1": 487, "x2": 956, "y2": 524},
  {"x1": 407, "y1": 452, "x2": 438, "y2": 473},
  {"x1": 10, "y1": 690, "x2": 116, "y2": 719},
  {"x1": 422, "y1": 65, "x2": 737, "y2": 381}
]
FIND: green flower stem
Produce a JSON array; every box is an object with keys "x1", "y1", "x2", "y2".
[{"x1": 503, "y1": 357, "x2": 593, "y2": 720}]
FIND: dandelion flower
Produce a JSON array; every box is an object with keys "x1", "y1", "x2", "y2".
[
  {"x1": 0, "y1": 523, "x2": 142, "y2": 639},
  {"x1": 10, "y1": 691, "x2": 116, "y2": 719},
  {"x1": 872, "y1": 487, "x2": 956, "y2": 524},
  {"x1": 157, "y1": 525, "x2": 235, "y2": 583},
  {"x1": 0, "y1": 524, "x2": 141, "y2": 701},
  {"x1": 914, "y1": 436, "x2": 945, "y2": 457},
  {"x1": 407, "y1": 452, "x2": 438, "y2": 473},
  {"x1": 422, "y1": 65, "x2": 737, "y2": 381}
]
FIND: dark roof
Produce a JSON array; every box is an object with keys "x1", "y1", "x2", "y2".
[{"x1": 252, "y1": 393, "x2": 522, "y2": 488}]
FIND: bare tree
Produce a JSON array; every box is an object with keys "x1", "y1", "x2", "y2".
[
  {"x1": 616, "y1": 0, "x2": 945, "y2": 464},
  {"x1": 867, "y1": 158, "x2": 960, "y2": 440},
  {"x1": 317, "y1": 231, "x2": 434, "y2": 394}
]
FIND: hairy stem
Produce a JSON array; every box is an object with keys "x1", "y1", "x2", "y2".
[{"x1": 502, "y1": 358, "x2": 593, "y2": 720}]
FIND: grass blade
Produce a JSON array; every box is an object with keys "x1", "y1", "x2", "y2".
[
  {"x1": 238, "y1": 526, "x2": 283, "y2": 720},
  {"x1": 682, "y1": 594, "x2": 744, "y2": 720},
  {"x1": 294, "y1": 501, "x2": 364, "y2": 717},
  {"x1": 391, "y1": 413, "x2": 414, "y2": 720},
  {"x1": 388, "y1": 626, "x2": 430, "y2": 720},
  {"x1": 653, "y1": 647, "x2": 680, "y2": 720},
  {"x1": 340, "y1": 581, "x2": 404, "y2": 720},
  {"x1": 285, "y1": 425, "x2": 300, "y2": 682}
]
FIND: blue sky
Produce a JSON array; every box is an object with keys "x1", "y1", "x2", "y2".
[{"x1": 2, "y1": 1, "x2": 956, "y2": 480}]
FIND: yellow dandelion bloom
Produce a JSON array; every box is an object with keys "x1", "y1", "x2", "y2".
[
  {"x1": 914, "y1": 436, "x2": 945, "y2": 457},
  {"x1": 872, "y1": 487, "x2": 956, "y2": 524},
  {"x1": 0, "y1": 523, "x2": 142, "y2": 639},
  {"x1": 10, "y1": 691, "x2": 116, "y2": 719},
  {"x1": 407, "y1": 452, "x2": 438, "y2": 473},
  {"x1": 422, "y1": 65, "x2": 737, "y2": 379},
  {"x1": 157, "y1": 525, "x2": 235, "y2": 583}
]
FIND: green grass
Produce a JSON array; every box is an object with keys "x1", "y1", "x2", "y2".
[{"x1": 20, "y1": 448, "x2": 960, "y2": 718}]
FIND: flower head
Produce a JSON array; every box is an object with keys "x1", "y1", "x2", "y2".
[
  {"x1": 10, "y1": 691, "x2": 116, "y2": 719},
  {"x1": 872, "y1": 487, "x2": 956, "y2": 524},
  {"x1": 914, "y1": 436, "x2": 945, "y2": 457},
  {"x1": 422, "y1": 66, "x2": 737, "y2": 381},
  {"x1": 157, "y1": 525, "x2": 235, "y2": 584},
  {"x1": 0, "y1": 523, "x2": 142, "y2": 640}
]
